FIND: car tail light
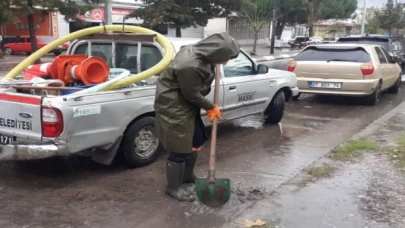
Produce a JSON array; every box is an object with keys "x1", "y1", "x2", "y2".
[
  {"x1": 287, "y1": 59, "x2": 297, "y2": 72},
  {"x1": 42, "y1": 107, "x2": 64, "y2": 137},
  {"x1": 361, "y1": 62, "x2": 374, "y2": 76}
]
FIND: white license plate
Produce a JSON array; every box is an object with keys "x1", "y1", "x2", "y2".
[
  {"x1": 0, "y1": 134, "x2": 15, "y2": 145},
  {"x1": 309, "y1": 82, "x2": 342, "y2": 89}
]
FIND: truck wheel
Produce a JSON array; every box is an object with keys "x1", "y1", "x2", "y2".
[
  {"x1": 264, "y1": 91, "x2": 286, "y2": 124},
  {"x1": 121, "y1": 117, "x2": 162, "y2": 168},
  {"x1": 5, "y1": 48, "x2": 12, "y2": 55},
  {"x1": 364, "y1": 82, "x2": 382, "y2": 106}
]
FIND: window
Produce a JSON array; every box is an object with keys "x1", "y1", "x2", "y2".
[
  {"x1": 26, "y1": 37, "x2": 30, "y2": 43},
  {"x1": 223, "y1": 53, "x2": 253, "y2": 77},
  {"x1": 295, "y1": 46, "x2": 371, "y2": 63},
  {"x1": 16, "y1": 38, "x2": 24, "y2": 43},
  {"x1": 73, "y1": 42, "x2": 163, "y2": 74},
  {"x1": 380, "y1": 47, "x2": 395, "y2": 64},
  {"x1": 374, "y1": 47, "x2": 388, "y2": 64},
  {"x1": 38, "y1": 36, "x2": 56, "y2": 43}
]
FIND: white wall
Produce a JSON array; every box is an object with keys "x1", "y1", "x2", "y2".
[
  {"x1": 204, "y1": 18, "x2": 227, "y2": 37},
  {"x1": 57, "y1": 13, "x2": 70, "y2": 38},
  {"x1": 167, "y1": 26, "x2": 204, "y2": 38}
]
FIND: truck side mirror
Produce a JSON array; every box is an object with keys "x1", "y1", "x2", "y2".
[{"x1": 257, "y1": 64, "x2": 269, "y2": 74}]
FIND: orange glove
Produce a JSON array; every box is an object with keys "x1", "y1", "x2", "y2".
[{"x1": 206, "y1": 105, "x2": 222, "y2": 123}]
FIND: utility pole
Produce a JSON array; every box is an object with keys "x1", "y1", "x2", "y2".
[
  {"x1": 104, "y1": 0, "x2": 113, "y2": 25},
  {"x1": 270, "y1": 0, "x2": 278, "y2": 54},
  {"x1": 360, "y1": 0, "x2": 366, "y2": 35}
]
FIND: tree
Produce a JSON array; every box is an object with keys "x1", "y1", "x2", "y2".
[
  {"x1": 9, "y1": 0, "x2": 102, "y2": 62},
  {"x1": 236, "y1": 0, "x2": 273, "y2": 54},
  {"x1": 365, "y1": 7, "x2": 383, "y2": 34},
  {"x1": 302, "y1": 0, "x2": 357, "y2": 36},
  {"x1": 126, "y1": 0, "x2": 241, "y2": 37},
  {"x1": 376, "y1": 0, "x2": 405, "y2": 35},
  {"x1": 275, "y1": 0, "x2": 307, "y2": 38},
  {"x1": 0, "y1": 0, "x2": 14, "y2": 58}
]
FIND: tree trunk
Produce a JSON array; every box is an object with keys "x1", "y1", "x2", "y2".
[
  {"x1": 307, "y1": 3, "x2": 315, "y2": 37},
  {"x1": 175, "y1": 26, "x2": 182, "y2": 37},
  {"x1": 253, "y1": 32, "x2": 258, "y2": 55},
  {"x1": 27, "y1": 0, "x2": 40, "y2": 64}
]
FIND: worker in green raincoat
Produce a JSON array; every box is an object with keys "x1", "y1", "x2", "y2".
[{"x1": 154, "y1": 33, "x2": 240, "y2": 202}]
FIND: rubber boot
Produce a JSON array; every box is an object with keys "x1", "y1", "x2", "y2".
[
  {"x1": 165, "y1": 160, "x2": 195, "y2": 202},
  {"x1": 183, "y1": 153, "x2": 198, "y2": 184}
]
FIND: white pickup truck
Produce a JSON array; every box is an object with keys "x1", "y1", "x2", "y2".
[{"x1": 0, "y1": 34, "x2": 298, "y2": 167}]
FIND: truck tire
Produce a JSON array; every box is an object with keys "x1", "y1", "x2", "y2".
[
  {"x1": 364, "y1": 82, "x2": 381, "y2": 106},
  {"x1": 121, "y1": 117, "x2": 162, "y2": 168},
  {"x1": 264, "y1": 91, "x2": 285, "y2": 124}
]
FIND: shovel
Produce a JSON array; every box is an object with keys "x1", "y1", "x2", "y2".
[{"x1": 195, "y1": 64, "x2": 231, "y2": 208}]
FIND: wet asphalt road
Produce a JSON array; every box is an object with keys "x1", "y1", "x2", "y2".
[{"x1": 1, "y1": 59, "x2": 405, "y2": 227}]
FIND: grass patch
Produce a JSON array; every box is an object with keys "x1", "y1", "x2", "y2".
[
  {"x1": 306, "y1": 164, "x2": 336, "y2": 179},
  {"x1": 388, "y1": 135, "x2": 405, "y2": 171},
  {"x1": 329, "y1": 140, "x2": 378, "y2": 161}
]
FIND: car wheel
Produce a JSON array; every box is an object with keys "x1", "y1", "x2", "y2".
[
  {"x1": 365, "y1": 82, "x2": 382, "y2": 106},
  {"x1": 264, "y1": 91, "x2": 286, "y2": 124},
  {"x1": 292, "y1": 92, "x2": 301, "y2": 100},
  {"x1": 5, "y1": 48, "x2": 12, "y2": 55},
  {"x1": 121, "y1": 117, "x2": 162, "y2": 168},
  {"x1": 388, "y1": 75, "x2": 401, "y2": 94}
]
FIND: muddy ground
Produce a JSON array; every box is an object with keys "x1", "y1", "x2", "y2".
[
  {"x1": 0, "y1": 60, "x2": 405, "y2": 227},
  {"x1": 223, "y1": 105, "x2": 405, "y2": 228}
]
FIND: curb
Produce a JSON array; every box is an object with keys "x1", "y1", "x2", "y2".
[{"x1": 252, "y1": 53, "x2": 298, "y2": 62}]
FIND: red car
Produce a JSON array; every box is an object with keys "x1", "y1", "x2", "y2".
[{"x1": 4, "y1": 35, "x2": 69, "y2": 56}]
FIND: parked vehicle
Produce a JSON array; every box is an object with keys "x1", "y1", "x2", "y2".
[
  {"x1": 0, "y1": 35, "x2": 19, "y2": 51},
  {"x1": 287, "y1": 43, "x2": 402, "y2": 105},
  {"x1": 337, "y1": 35, "x2": 405, "y2": 72},
  {"x1": 0, "y1": 34, "x2": 299, "y2": 167},
  {"x1": 288, "y1": 36, "x2": 310, "y2": 48},
  {"x1": 4, "y1": 36, "x2": 69, "y2": 56}
]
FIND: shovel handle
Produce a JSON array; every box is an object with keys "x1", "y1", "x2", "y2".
[{"x1": 208, "y1": 65, "x2": 221, "y2": 180}]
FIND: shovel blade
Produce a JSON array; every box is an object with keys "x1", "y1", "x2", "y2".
[{"x1": 195, "y1": 178, "x2": 231, "y2": 208}]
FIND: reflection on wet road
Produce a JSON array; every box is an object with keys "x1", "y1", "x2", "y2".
[{"x1": 1, "y1": 59, "x2": 405, "y2": 227}]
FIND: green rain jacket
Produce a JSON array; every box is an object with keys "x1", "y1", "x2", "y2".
[{"x1": 154, "y1": 32, "x2": 240, "y2": 153}]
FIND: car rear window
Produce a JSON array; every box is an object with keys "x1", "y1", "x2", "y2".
[
  {"x1": 337, "y1": 37, "x2": 389, "y2": 50},
  {"x1": 295, "y1": 46, "x2": 371, "y2": 62}
]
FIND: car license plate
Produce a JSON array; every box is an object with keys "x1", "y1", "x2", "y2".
[
  {"x1": 0, "y1": 134, "x2": 15, "y2": 145},
  {"x1": 309, "y1": 82, "x2": 342, "y2": 89}
]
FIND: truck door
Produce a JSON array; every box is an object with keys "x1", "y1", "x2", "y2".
[{"x1": 221, "y1": 52, "x2": 270, "y2": 120}]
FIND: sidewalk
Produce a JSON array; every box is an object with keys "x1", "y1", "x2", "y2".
[{"x1": 221, "y1": 101, "x2": 405, "y2": 228}]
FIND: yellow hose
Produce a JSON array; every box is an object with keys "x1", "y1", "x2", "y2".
[{"x1": 5, "y1": 25, "x2": 174, "y2": 91}]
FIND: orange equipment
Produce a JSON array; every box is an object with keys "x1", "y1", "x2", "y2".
[{"x1": 23, "y1": 55, "x2": 110, "y2": 85}]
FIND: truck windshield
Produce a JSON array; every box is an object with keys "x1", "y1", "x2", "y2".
[
  {"x1": 295, "y1": 46, "x2": 371, "y2": 63},
  {"x1": 74, "y1": 42, "x2": 163, "y2": 74}
]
